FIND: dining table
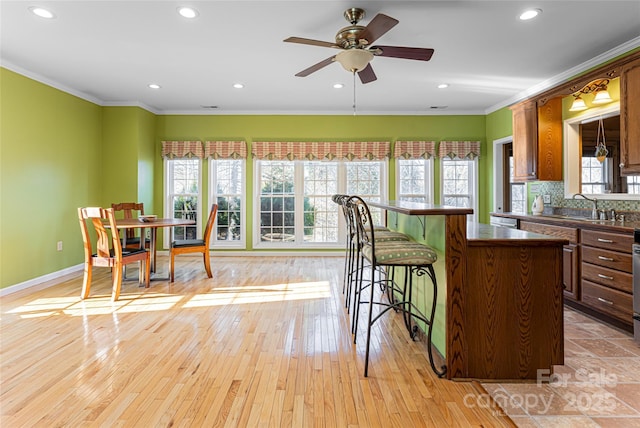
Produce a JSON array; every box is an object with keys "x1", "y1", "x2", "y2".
[{"x1": 113, "y1": 217, "x2": 196, "y2": 277}]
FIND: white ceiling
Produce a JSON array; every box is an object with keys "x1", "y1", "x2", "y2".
[{"x1": 2, "y1": 1, "x2": 639, "y2": 115}]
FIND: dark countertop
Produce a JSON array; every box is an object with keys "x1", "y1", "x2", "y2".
[
  {"x1": 491, "y1": 212, "x2": 640, "y2": 233},
  {"x1": 368, "y1": 200, "x2": 473, "y2": 216},
  {"x1": 467, "y1": 221, "x2": 568, "y2": 245}
]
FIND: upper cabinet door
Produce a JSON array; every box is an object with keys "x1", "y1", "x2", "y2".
[
  {"x1": 511, "y1": 98, "x2": 562, "y2": 181},
  {"x1": 511, "y1": 100, "x2": 537, "y2": 181},
  {"x1": 620, "y1": 58, "x2": 640, "y2": 175}
]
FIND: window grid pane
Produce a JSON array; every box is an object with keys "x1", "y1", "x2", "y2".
[
  {"x1": 259, "y1": 161, "x2": 295, "y2": 241},
  {"x1": 397, "y1": 159, "x2": 430, "y2": 202},
  {"x1": 213, "y1": 159, "x2": 243, "y2": 242},
  {"x1": 304, "y1": 162, "x2": 339, "y2": 243},
  {"x1": 442, "y1": 158, "x2": 472, "y2": 208},
  {"x1": 168, "y1": 159, "x2": 199, "y2": 240},
  {"x1": 346, "y1": 162, "x2": 384, "y2": 225}
]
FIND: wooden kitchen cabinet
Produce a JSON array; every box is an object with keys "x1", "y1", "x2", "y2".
[
  {"x1": 620, "y1": 58, "x2": 640, "y2": 175},
  {"x1": 510, "y1": 97, "x2": 562, "y2": 181}
]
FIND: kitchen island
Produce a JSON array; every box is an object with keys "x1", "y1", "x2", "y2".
[{"x1": 369, "y1": 201, "x2": 568, "y2": 380}]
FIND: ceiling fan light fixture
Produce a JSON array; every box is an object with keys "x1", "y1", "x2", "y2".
[{"x1": 335, "y1": 49, "x2": 373, "y2": 72}]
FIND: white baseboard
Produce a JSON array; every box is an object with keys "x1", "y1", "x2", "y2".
[{"x1": 1, "y1": 264, "x2": 84, "y2": 297}]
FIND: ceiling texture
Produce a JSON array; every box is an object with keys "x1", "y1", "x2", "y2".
[{"x1": 1, "y1": 1, "x2": 639, "y2": 115}]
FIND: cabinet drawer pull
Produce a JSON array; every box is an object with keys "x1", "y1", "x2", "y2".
[
  {"x1": 598, "y1": 255, "x2": 614, "y2": 261},
  {"x1": 597, "y1": 297, "x2": 614, "y2": 305},
  {"x1": 597, "y1": 273, "x2": 614, "y2": 280},
  {"x1": 597, "y1": 238, "x2": 614, "y2": 243}
]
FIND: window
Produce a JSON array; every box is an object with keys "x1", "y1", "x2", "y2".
[
  {"x1": 164, "y1": 158, "x2": 201, "y2": 242},
  {"x1": 509, "y1": 156, "x2": 526, "y2": 213},
  {"x1": 397, "y1": 158, "x2": 434, "y2": 202},
  {"x1": 441, "y1": 157, "x2": 478, "y2": 221},
  {"x1": 581, "y1": 156, "x2": 607, "y2": 194},
  {"x1": 209, "y1": 159, "x2": 245, "y2": 248},
  {"x1": 255, "y1": 159, "x2": 386, "y2": 248},
  {"x1": 346, "y1": 161, "x2": 386, "y2": 227}
]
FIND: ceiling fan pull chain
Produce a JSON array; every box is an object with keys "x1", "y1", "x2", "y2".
[{"x1": 353, "y1": 71, "x2": 357, "y2": 116}]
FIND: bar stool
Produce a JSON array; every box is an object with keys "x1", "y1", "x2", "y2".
[
  {"x1": 347, "y1": 195, "x2": 446, "y2": 378},
  {"x1": 333, "y1": 194, "x2": 409, "y2": 316}
]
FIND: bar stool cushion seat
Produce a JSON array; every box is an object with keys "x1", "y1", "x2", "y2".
[
  {"x1": 362, "y1": 242, "x2": 438, "y2": 266},
  {"x1": 370, "y1": 231, "x2": 410, "y2": 242}
]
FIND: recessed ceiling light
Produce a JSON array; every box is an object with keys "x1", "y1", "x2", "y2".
[
  {"x1": 29, "y1": 7, "x2": 55, "y2": 19},
  {"x1": 233, "y1": 83, "x2": 244, "y2": 89},
  {"x1": 333, "y1": 83, "x2": 344, "y2": 89},
  {"x1": 519, "y1": 9, "x2": 541, "y2": 20},
  {"x1": 177, "y1": 7, "x2": 198, "y2": 19},
  {"x1": 437, "y1": 83, "x2": 449, "y2": 89},
  {"x1": 148, "y1": 84, "x2": 161, "y2": 89}
]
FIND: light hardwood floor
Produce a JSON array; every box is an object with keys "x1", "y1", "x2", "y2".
[{"x1": 1, "y1": 256, "x2": 514, "y2": 427}]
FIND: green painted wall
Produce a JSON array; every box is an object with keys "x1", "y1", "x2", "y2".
[{"x1": 0, "y1": 68, "x2": 103, "y2": 287}]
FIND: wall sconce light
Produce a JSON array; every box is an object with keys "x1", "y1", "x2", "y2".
[{"x1": 569, "y1": 78, "x2": 613, "y2": 111}]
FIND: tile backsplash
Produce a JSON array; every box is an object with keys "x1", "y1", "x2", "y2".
[{"x1": 529, "y1": 181, "x2": 640, "y2": 221}]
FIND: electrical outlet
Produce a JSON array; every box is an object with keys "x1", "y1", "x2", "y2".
[
  {"x1": 57, "y1": 241, "x2": 63, "y2": 251},
  {"x1": 543, "y1": 194, "x2": 551, "y2": 204}
]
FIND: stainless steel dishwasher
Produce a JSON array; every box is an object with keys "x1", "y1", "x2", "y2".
[{"x1": 633, "y1": 229, "x2": 640, "y2": 343}]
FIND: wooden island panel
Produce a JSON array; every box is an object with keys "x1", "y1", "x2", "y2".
[{"x1": 463, "y1": 244, "x2": 564, "y2": 379}]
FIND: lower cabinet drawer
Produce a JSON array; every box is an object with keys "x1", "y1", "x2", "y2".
[
  {"x1": 581, "y1": 280, "x2": 633, "y2": 324},
  {"x1": 581, "y1": 245, "x2": 632, "y2": 273},
  {"x1": 581, "y1": 262, "x2": 633, "y2": 293}
]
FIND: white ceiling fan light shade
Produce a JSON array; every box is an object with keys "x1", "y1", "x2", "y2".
[{"x1": 335, "y1": 49, "x2": 374, "y2": 72}]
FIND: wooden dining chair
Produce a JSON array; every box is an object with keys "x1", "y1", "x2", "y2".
[
  {"x1": 170, "y1": 204, "x2": 218, "y2": 282},
  {"x1": 78, "y1": 207, "x2": 150, "y2": 301},
  {"x1": 111, "y1": 202, "x2": 150, "y2": 249}
]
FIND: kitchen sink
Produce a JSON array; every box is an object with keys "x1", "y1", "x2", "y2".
[{"x1": 542, "y1": 214, "x2": 613, "y2": 223}]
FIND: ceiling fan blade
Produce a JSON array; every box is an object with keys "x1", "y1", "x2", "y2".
[
  {"x1": 295, "y1": 56, "x2": 336, "y2": 77},
  {"x1": 359, "y1": 13, "x2": 399, "y2": 45},
  {"x1": 358, "y1": 64, "x2": 377, "y2": 84},
  {"x1": 284, "y1": 37, "x2": 339, "y2": 49},
  {"x1": 372, "y1": 45, "x2": 435, "y2": 61}
]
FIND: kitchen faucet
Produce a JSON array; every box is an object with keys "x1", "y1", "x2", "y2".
[{"x1": 572, "y1": 193, "x2": 598, "y2": 219}]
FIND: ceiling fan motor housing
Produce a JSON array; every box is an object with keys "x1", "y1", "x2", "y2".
[{"x1": 335, "y1": 25, "x2": 369, "y2": 49}]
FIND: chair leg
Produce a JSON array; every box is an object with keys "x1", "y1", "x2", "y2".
[
  {"x1": 81, "y1": 263, "x2": 92, "y2": 299},
  {"x1": 170, "y1": 250, "x2": 175, "y2": 282},
  {"x1": 203, "y1": 249, "x2": 212, "y2": 278},
  {"x1": 145, "y1": 252, "x2": 151, "y2": 288},
  {"x1": 363, "y1": 262, "x2": 376, "y2": 377},
  {"x1": 112, "y1": 262, "x2": 123, "y2": 301}
]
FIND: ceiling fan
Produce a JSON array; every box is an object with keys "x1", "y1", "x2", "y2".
[{"x1": 284, "y1": 7, "x2": 434, "y2": 84}]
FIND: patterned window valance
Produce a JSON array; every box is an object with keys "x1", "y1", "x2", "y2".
[
  {"x1": 394, "y1": 141, "x2": 437, "y2": 159},
  {"x1": 438, "y1": 141, "x2": 481, "y2": 160},
  {"x1": 161, "y1": 140, "x2": 204, "y2": 159},
  {"x1": 204, "y1": 141, "x2": 247, "y2": 159},
  {"x1": 251, "y1": 141, "x2": 391, "y2": 161}
]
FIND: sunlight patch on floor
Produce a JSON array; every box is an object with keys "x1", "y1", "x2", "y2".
[{"x1": 184, "y1": 281, "x2": 331, "y2": 307}]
